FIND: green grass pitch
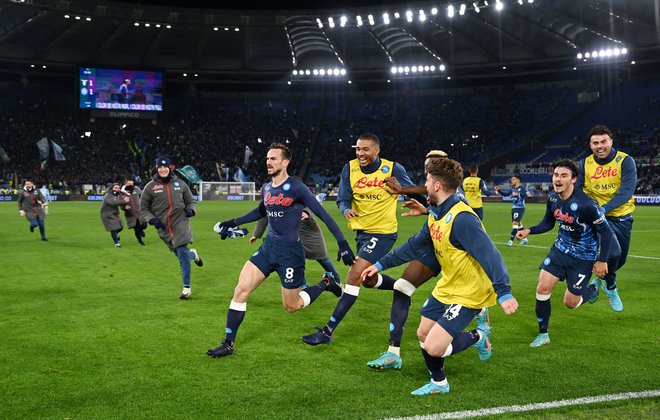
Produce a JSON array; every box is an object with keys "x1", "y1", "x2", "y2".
[{"x1": 1, "y1": 200, "x2": 659, "y2": 419}]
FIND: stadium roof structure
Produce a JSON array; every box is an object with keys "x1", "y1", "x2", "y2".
[{"x1": 0, "y1": 0, "x2": 658, "y2": 83}]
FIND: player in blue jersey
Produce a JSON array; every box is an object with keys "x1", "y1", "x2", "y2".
[
  {"x1": 361, "y1": 157, "x2": 518, "y2": 395},
  {"x1": 495, "y1": 174, "x2": 532, "y2": 246},
  {"x1": 301, "y1": 133, "x2": 419, "y2": 350},
  {"x1": 516, "y1": 160, "x2": 618, "y2": 348},
  {"x1": 206, "y1": 143, "x2": 355, "y2": 358}
]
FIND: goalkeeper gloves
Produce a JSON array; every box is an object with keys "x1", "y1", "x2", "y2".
[{"x1": 213, "y1": 219, "x2": 238, "y2": 240}]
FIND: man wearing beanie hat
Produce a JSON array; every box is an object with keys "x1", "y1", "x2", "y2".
[
  {"x1": 140, "y1": 156, "x2": 202, "y2": 299},
  {"x1": 18, "y1": 179, "x2": 49, "y2": 241},
  {"x1": 100, "y1": 182, "x2": 129, "y2": 247}
]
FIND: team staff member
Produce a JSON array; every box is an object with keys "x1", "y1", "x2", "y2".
[
  {"x1": 302, "y1": 133, "x2": 418, "y2": 346},
  {"x1": 121, "y1": 178, "x2": 146, "y2": 246},
  {"x1": 577, "y1": 125, "x2": 635, "y2": 312},
  {"x1": 141, "y1": 156, "x2": 202, "y2": 300},
  {"x1": 18, "y1": 179, "x2": 49, "y2": 241},
  {"x1": 517, "y1": 160, "x2": 616, "y2": 347},
  {"x1": 100, "y1": 183, "x2": 129, "y2": 247},
  {"x1": 362, "y1": 157, "x2": 518, "y2": 395},
  {"x1": 462, "y1": 165, "x2": 495, "y2": 220}
]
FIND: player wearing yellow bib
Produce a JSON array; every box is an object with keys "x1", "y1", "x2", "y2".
[
  {"x1": 362, "y1": 158, "x2": 518, "y2": 395},
  {"x1": 462, "y1": 165, "x2": 496, "y2": 220},
  {"x1": 577, "y1": 125, "x2": 636, "y2": 312},
  {"x1": 302, "y1": 133, "x2": 418, "y2": 348}
]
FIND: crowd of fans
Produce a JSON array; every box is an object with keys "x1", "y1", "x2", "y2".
[{"x1": 0, "y1": 80, "x2": 658, "y2": 195}]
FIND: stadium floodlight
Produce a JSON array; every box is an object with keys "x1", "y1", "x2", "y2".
[
  {"x1": 340, "y1": 16, "x2": 347, "y2": 27},
  {"x1": 459, "y1": 4, "x2": 466, "y2": 15},
  {"x1": 328, "y1": 17, "x2": 335, "y2": 28},
  {"x1": 613, "y1": 48, "x2": 620, "y2": 56},
  {"x1": 411, "y1": 66, "x2": 418, "y2": 73},
  {"x1": 235, "y1": 27, "x2": 239, "y2": 31},
  {"x1": 357, "y1": 15, "x2": 363, "y2": 26},
  {"x1": 584, "y1": 52, "x2": 590, "y2": 58},
  {"x1": 305, "y1": 69, "x2": 311, "y2": 75},
  {"x1": 403, "y1": 66, "x2": 410, "y2": 73},
  {"x1": 577, "y1": 53, "x2": 583, "y2": 59},
  {"x1": 528, "y1": 0, "x2": 534, "y2": 3},
  {"x1": 431, "y1": 7, "x2": 438, "y2": 15},
  {"x1": 406, "y1": 11, "x2": 413, "y2": 22},
  {"x1": 166, "y1": 25, "x2": 171, "y2": 28},
  {"x1": 631, "y1": 60, "x2": 635, "y2": 64},
  {"x1": 391, "y1": 66, "x2": 397, "y2": 74},
  {"x1": 145, "y1": 23, "x2": 150, "y2": 27},
  {"x1": 368, "y1": 14, "x2": 375, "y2": 25},
  {"x1": 287, "y1": 81, "x2": 291, "y2": 85},
  {"x1": 496, "y1": 0, "x2": 504, "y2": 11},
  {"x1": 183, "y1": 73, "x2": 187, "y2": 77},
  {"x1": 621, "y1": 47, "x2": 628, "y2": 54},
  {"x1": 86, "y1": 17, "x2": 91, "y2": 21},
  {"x1": 156, "y1": 24, "x2": 161, "y2": 28},
  {"x1": 599, "y1": 49, "x2": 605, "y2": 57},
  {"x1": 75, "y1": 16, "x2": 81, "y2": 20},
  {"x1": 257, "y1": 138, "x2": 262, "y2": 143},
  {"x1": 424, "y1": 65, "x2": 430, "y2": 71},
  {"x1": 383, "y1": 13, "x2": 390, "y2": 24},
  {"x1": 327, "y1": 68, "x2": 333, "y2": 75},
  {"x1": 64, "y1": 14, "x2": 70, "y2": 18},
  {"x1": 214, "y1": 27, "x2": 218, "y2": 31},
  {"x1": 419, "y1": 10, "x2": 426, "y2": 21},
  {"x1": 439, "y1": 64, "x2": 446, "y2": 71},
  {"x1": 134, "y1": 22, "x2": 140, "y2": 26},
  {"x1": 293, "y1": 70, "x2": 298, "y2": 76},
  {"x1": 340, "y1": 68, "x2": 346, "y2": 75},
  {"x1": 518, "y1": 0, "x2": 523, "y2": 4},
  {"x1": 447, "y1": 5, "x2": 455, "y2": 17},
  {"x1": 333, "y1": 68, "x2": 340, "y2": 76},
  {"x1": 473, "y1": 3, "x2": 480, "y2": 13},
  {"x1": 447, "y1": 76, "x2": 452, "y2": 80},
  {"x1": 591, "y1": 50, "x2": 598, "y2": 57},
  {"x1": 394, "y1": 12, "x2": 400, "y2": 19},
  {"x1": 348, "y1": 80, "x2": 352, "y2": 84},
  {"x1": 573, "y1": 67, "x2": 577, "y2": 70},
  {"x1": 606, "y1": 49, "x2": 613, "y2": 57},
  {"x1": 317, "y1": 18, "x2": 323, "y2": 28},
  {"x1": 313, "y1": 69, "x2": 319, "y2": 75},
  {"x1": 398, "y1": 66, "x2": 403, "y2": 73},
  {"x1": 430, "y1": 65, "x2": 436, "y2": 71},
  {"x1": 319, "y1": 69, "x2": 326, "y2": 76}
]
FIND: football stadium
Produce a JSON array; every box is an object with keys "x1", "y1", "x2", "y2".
[{"x1": 1, "y1": 0, "x2": 659, "y2": 418}]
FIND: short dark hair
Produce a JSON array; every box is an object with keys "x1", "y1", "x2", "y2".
[
  {"x1": 269, "y1": 142, "x2": 291, "y2": 160},
  {"x1": 553, "y1": 159, "x2": 578, "y2": 179},
  {"x1": 469, "y1": 165, "x2": 478, "y2": 174},
  {"x1": 512, "y1": 174, "x2": 521, "y2": 181},
  {"x1": 358, "y1": 133, "x2": 380, "y2": 146},
  {"x1": 426, "y1": 158, "x2": 463, "y2": 191},
  {"x1": 588, "y1": 125, "x2": 613, "y2": 140}
]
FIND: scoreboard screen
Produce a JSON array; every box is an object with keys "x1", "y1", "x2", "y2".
[{"x1": 79, "y1": 68, "x2": 163, "y2": 112}]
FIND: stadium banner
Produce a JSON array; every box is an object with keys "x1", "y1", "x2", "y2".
[
  {"x1": 176, "y1": 165, "x2": 202, "y2": 184},
  {"x1": 90, "y1": 110, "x2": 158, "y2": 120},
  {"x1": 51, "y1": 140, "x2": 66, "y2": 161},
  {"x1": 491, "y1": 164, "x2": 551, "y2": 176},
  {"x1": 36, "y1": 137, "x2": 50, "y2": 161}
]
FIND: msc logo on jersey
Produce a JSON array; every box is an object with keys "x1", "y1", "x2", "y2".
[
  {"x1": 381, "y1": 165, "x2": 390, "y2": 174},
  {"x1": 570, "y1": 203, "x2": 578, "y2": 211},
  {"x1": 283, "y1": 183, "x2": 291, "y2": 191},
  {"x1": 445, "y1": 213, "x2": 453, "y2": 223}
]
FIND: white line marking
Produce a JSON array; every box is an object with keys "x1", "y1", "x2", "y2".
[
  {"x1": 384, "y1": 389, "x2": 660, "y2": 420},
  {"x1": 493, "y1": 242, "x2": 660, "y2": 260}
]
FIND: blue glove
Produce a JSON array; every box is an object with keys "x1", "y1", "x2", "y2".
[
  {"x1": 337, "y1": 240, "x2": 355, "y2": 266},
  {"x1": 185, "y1": 209, "x2": 195, "y2": 218},
  {"x1": 213, "y1": 219, "x2": 238, "y2": 240},
  {"x1": 149, "y1": 218, "x2": 165, "y2": 229}
]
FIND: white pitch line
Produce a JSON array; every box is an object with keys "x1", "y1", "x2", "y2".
[
  {"x1": 383, "y1": 389, "x2": 660, "y2": 420},
  {"x1": 492, "y1": 241, "x2": 660, "y2": 261}
]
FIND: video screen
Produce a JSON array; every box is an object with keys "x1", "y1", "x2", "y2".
[{"x1": 79, "y1": 68, "x2": 163, "y2": 111}]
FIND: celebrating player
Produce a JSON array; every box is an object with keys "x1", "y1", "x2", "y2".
[
  {"x1": 140, "y1": 156, "x2": 203, "y2": 299},
  {"x1": 206, "y1": 143, "x2": 355, "y2": 358},
  {"x1": 577, "y1": 125, "x2": 636, "y2": 312},
  {"x1": 301, "y1": 133, "x2": 418, "y2": 348},
  {"x1": 461, "y1": 165, "x2": 496, "y2": 220},
  {"x1": 516, "y1": 160, "x2": 617, "y2": 347},
  {"x1": 495, "y1": 174, "x2": 532, "y2": 246},
  {"x1": 362, "y1": 157, "x2": 518, "y2": 395},
  {"x1": 17, "y1": 179, "x2": 49, "y2": 241}
]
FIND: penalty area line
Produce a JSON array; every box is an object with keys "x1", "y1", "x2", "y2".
[{"x1": 384, "y1": 389, "x2": 660, "y2": 420}]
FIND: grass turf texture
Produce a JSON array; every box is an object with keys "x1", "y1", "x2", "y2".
[{"x1": 1, "y1": 201, "x2": 659, "y2": 419}]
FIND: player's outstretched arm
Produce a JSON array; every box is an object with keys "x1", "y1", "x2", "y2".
[{"x1": 401, "y1": 198, "x2": 428, "y2": 217}]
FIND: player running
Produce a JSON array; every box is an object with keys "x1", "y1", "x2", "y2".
[{"x1": 495, "y1": 174, "x2": 532, "y2": 246}]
